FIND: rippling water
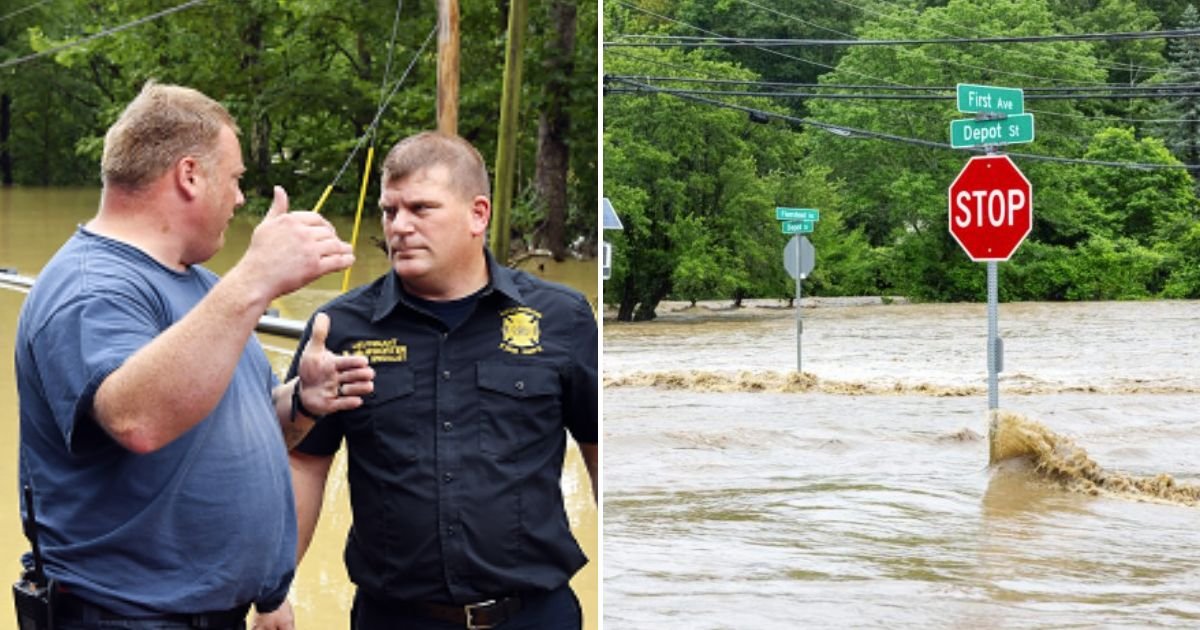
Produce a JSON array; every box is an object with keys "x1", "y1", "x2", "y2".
[{"x1": 603, "y1": 300, "x2": 1200, "y2": 628}]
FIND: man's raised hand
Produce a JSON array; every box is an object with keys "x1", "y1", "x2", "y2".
[{"x1": 296, "y1": 312, "x2": 374, "y2": 418}]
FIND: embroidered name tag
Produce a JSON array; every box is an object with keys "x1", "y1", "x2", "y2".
[{"x1": 348, "y1": 338, "x2": 408, "y2": 363}]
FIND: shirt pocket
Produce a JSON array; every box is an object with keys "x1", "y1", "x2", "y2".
[
  {"x1": 347, "y1": 365, "x2": 418, "y2": 461},
  {"x1": 476, "y1": 361, "x2": 562, "y2": 461}
]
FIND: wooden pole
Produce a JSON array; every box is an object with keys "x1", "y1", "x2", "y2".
[
  {"x1": 489, "y1": 0, "x2": 527, "y2": 263},
  {"x1": 436, "y1": 0, "x2": 459, "y2": 135}
]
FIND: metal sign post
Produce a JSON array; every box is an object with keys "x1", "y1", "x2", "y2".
[
  {"x1": 795, "y1": 243, "x2": 803, "y2": 373},
  {"x1": 782, "y1": 234, "x2": 816, "y2": 374},
  {"x1": 776, "y1": 209, "x2": 819, "y2": 373},
  {"x1": 986, "y1": 260, "x2": 999, "y2": 410},
  {"x1": 950, "y1": 83, "x2": 1035, "y2": 444},
  {"x1": 949, "y1": 82, "x2": 1034, "y2": 412}
]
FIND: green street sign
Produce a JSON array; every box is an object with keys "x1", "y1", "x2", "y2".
[
  {"x1": 957, "y1": 83, "x2": 1024, "y2": 115},
  {"x1": 781, "y1": 220, "x2": 814, "y2": 234},
  {"x1": 950, "y1": 113, "x2": 1035, "y2": 148},
  {"x1": 776, "y1": 207, "x2": 820, "y2": 221}
]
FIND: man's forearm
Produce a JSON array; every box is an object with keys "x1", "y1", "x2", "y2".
[
  {"x1": 290, "y1": 451, "x2": 334, "y2": 563},
  {"x1": 579, "y1": 443, "x2": 598, "y2": 504},
  {"x1": 273, "y1": 379, "x2": 318, "y2": 449}
]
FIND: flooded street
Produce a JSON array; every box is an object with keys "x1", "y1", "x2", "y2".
[
  {"x1": 604, "y1": 300, "x2": 1200, "y2": 628},
  {"x1": 0, "y1": 188, "x2": 597, "y2": 630}
]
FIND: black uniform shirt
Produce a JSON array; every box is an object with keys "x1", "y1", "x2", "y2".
[{"x1": 289, "y1": 251, "x2": 597, "y2": 604}]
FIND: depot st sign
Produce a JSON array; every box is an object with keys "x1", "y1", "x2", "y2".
[{"x1": 948, "y1": 155, "x2": 1033, "y2": 261}]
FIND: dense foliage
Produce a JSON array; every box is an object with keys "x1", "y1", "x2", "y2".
[
  {"x1": 0, "y1": 0, "x2": 597, "y2": 258},
  {"x1": 604, "y1": 0, "x2": 1200, "y2": 319}
]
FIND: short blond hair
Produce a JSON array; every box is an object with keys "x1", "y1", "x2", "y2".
[
  {"x1": 101, "y1": 81, "x2": 238, "y2": 190},
  {"x1": 380, "y1": 132, "x2": 490, "y2": 200}
]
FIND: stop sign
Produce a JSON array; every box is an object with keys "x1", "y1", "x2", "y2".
[{"x1": 948, "y1": 155, "x2": 1033, "y2": 261}]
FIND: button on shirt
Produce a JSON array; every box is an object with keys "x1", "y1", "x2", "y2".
[{"x1": 289, "y1": 252, "x2": 597, "y2": 604}]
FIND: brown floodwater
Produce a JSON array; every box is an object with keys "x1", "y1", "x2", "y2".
[
  {"x1": 604, "y1": 299, "x2": 1200, "y2": 628},
  {"x1": 0, "y1": 187, "x2": 597, "y2": 629}
]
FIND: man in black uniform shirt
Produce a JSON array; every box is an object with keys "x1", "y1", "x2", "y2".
[{"x1": 287, "y1": 131, "x2": 598, "y2": 629}]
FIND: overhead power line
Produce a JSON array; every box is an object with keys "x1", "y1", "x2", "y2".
[
  {"x1": 606, "y1": 28, "x2": 1200, "y2": 48},
  {"x1": 0, "y1": 0, "x2": 209, "y2": 71},
  {"x1": 608, "y1": 6, "x2": 1200, "y2": 125},
  {"x1": 604, "y1": 68, "x2": 1200, "y2": 123},
  {"x1": 605, "y1": 87, "x2": 1200, "y2": 101},
  {"x1": 616, "y1": 0, "x2": 1121, "y2": 92},
  {"x1": 607, "y1": 78, "x2": 1200, "y2": 171},
  {"x1": 0, "y1": 0, "x2": 54, "y2": 24},
  {"x1": 611, "y1": 2, "x2": 1200, "y2": 125},
  {"x1": 610, "y1": 75, "x2": 1200, "y2": 93},
  {"x1": 605, "y1": 82, "x2": 1200, "y2": 101},
  {"x1": 739, "y1": 0, "x2": 1169, "y2": 84},
  {"x1": 615, "y1": 1, "x2": 896, "y2": 87},
  {"x1": 832, "y1": 0, "x2": 1174, "y2": 79}
]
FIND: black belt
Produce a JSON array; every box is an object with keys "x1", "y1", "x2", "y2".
[
  {"x1": 394, "y1": 595, "x2": 523, "y2": 629},
  {"x1": 54, "y1": 589, "x2": 250, "y2": 629}
]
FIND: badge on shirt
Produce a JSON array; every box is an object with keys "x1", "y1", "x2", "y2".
[
  {"x1": 346, "y1": 338, "x2": 408, "y2": 363},
  {"x1": 499, "y1": 306, "x2": 543, "y2": 355}
]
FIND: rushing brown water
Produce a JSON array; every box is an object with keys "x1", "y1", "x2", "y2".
[
  {"x1": 989, "y1": 410, "x2": 1200, "y2": 506},
  {"x1": 604, "y1": 299, "x2": 1200, "y2": 628},
  {"x1": 0, "y1": 187, "x2": 598, "y2": 629}
]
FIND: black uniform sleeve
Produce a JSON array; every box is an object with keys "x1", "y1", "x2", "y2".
[{"x1": 562, "y1": 294, "x2": 598, "y2": 444}]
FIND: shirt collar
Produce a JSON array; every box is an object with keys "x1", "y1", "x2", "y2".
[{"x1": 371, "y1": 248, "x2": 526, "y2": 323}]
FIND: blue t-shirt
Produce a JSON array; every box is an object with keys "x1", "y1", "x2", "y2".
[{"x1": 14, "y1": 227, "x2": 295, "y2": 614}]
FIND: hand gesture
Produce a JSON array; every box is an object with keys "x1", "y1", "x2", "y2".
[
  {"x1": 239, "y1": 186, "x2": 355, "y2": 299},
  {"x1": 297, "y1": 312, "x2": 374, "y2": 418}
]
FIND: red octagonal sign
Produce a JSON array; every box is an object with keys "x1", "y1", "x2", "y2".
[{"x1": 948, "y1": 155, "x2": 1033, "y2": 261}]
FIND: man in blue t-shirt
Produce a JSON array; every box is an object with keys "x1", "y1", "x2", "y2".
[{"x1": 14, "y1": 82, "x2": 374, "y2": 630}]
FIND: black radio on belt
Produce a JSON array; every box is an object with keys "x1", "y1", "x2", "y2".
[{"x1": 12, "y1": 485, "x2": 53, "y2": 630}]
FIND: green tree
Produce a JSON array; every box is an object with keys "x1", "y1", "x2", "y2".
[
  {"x1": 604, "y1": 45, "x2": 811, "y2": 319},
  {"x1": 1076, "y1": 127, "x2": 1197, "y2": 244},
  {"x1": 2, "y1": 0, "x2": 596, "y2": 254},
  {"x1": 1155, "y1": 3, "x2": 1200, "y2": 178}
]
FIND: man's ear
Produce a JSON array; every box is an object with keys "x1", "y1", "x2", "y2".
[
  {"x1": 470, "y1": 195, "x2": 492, "y2": 236},
  {"x1": 175, "y1": 156, "x2": 202, "y2": 201}
]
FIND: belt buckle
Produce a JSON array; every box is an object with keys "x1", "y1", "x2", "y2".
[{"x1": 464, "y1": 599, "x2": 497, "y2": 629}]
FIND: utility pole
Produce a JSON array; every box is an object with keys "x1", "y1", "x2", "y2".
[
  {"x1": 436, "y1": 0, "x2": 459, "y2": 135},
  {"x1": 489, "y1": 0, "x2": 527, "y2": 262}
]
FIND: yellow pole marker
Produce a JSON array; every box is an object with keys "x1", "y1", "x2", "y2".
[
  {"x1": 341, "y1": 145, "x2": 375, "y2": 293},
  {"x1": 311, "y1": 184, "x2": 334, "y2": 215}
]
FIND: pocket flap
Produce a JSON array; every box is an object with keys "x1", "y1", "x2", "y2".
[
  {"x1": 476, "y1": 362, "x2": 559, "y2": 398},
  {"x1": 367, "y1": 365, "x2": 415, "y2": 404}
]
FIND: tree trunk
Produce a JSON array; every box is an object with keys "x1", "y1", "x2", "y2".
[
  {"x1": 1, "y1": 93, "x2": 11, "y2": 186},
  {"x1": 241, "y1": 12, "x2": 272, "y2": 198},
  {"x1": 533, "y1": 0, "x2": 576, "y2": 261},
  {"x1": 633, "y1": 279, "x2": 670, "y2": 321},
  {"x1": 252, "y1": 115, "x2": 272, "y2": 198},
  {"x1": 617, "y1": 279, "x2": 637, "y2": 322}
]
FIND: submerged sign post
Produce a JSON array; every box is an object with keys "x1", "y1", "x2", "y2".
[
  {"x1": 948, "y1": 84, "x2": 1034, "y2": 414},
  {"x1": 775, "y1": 208, "x2": 820, "y2": 372}
]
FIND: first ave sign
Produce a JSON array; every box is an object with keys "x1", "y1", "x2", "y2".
[{"x1": 948, "y1": 155, "x2": 1033, "y2": 261}]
